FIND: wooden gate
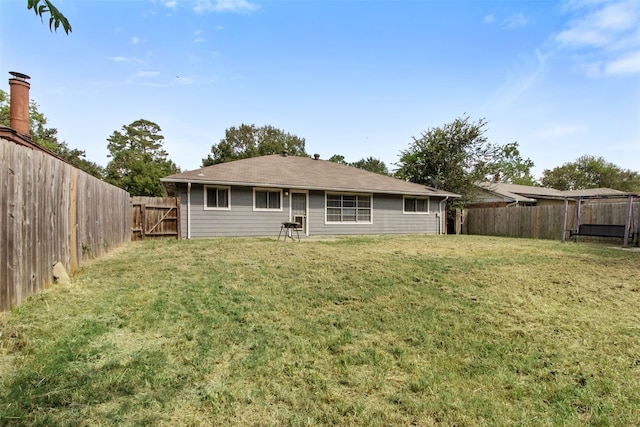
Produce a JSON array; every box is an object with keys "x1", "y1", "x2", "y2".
[{"x1": 131, "y1": 197, "x2": 181, "y2": 241}]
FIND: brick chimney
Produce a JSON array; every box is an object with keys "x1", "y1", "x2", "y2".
[{"x1": 8, "y1": 71, "x2": 31, "y2": 137}]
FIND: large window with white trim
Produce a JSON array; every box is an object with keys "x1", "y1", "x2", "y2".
[
  {"x1": 204, "y1": 185, "x2": 230, "y2": 210},
  {"x1": 403, "y1": 196, "x2": 429, "y2": 214},
  {"x1": 254, "y1": 188, "x2": 282, "y2": 210},
  {"x1": 326, "y1": 193, "x2": 372, "y2": 223}
]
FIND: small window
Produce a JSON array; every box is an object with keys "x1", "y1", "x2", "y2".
[
  {"x1": 254, "y1": 188, "x2": 282, "y2": 210},
  {"x1": 205, "y1": 186, "x2": 230, "y2": 210},
  {"x1": 404, "y1": 196, "x2": 429, "y2": 214}
]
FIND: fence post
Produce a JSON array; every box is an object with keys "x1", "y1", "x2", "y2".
[
  {"x1": 175, "y1": 197, "x2": 181, "y2": 240},
  {"x1": 561, "y1": 198, "x2": 568, "y2": 243},
  {"x1": 140, "y1": 204, "x2": 146, "y2": 240},
  {"x1": 624, "y1": 195, "x2": 633, "y2": 248},
  {"x1": 454, "y1": 209, "x2": 461, "y2": 235},
  {"x1": 69, "y1": 168, "x2": 79, "y2": 273}
]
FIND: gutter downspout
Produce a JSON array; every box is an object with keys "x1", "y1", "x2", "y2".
[
  {"x1": 438, "y1": 196, "x2": 449, "y2": 235},
  {"x1": 187, "y1": 182, "x2": 192, "y2": 239}
]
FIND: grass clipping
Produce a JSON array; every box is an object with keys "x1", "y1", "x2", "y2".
[{"x1": 1, "y1": 235, "x2": 639, "y2": 426}]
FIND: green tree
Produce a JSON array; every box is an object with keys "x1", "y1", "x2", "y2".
[
  {"x1": 56, "y1": 144, "x2": 105, "y2": 179},
  {"x1": 395, "y1": 116, "x2": 535, "y2": 205},
  {"x1": 202, "y1": 124, "x2": 308, "y2": 166},
  {"x1": 27, "y1": 0, "x2": 72, "y2": 34},
  {"x1": 328, "y1": 154, "x2": 389, "y2": 175},
  {"x1": 491, "y1": 142, "x2": 537, "y2": 185},
  {"x1": 0, "y1": 89, "x2": 104, "y2": 178},
  {"x1": 105, "y1": 119, "x2": 179, "y2": 196},
  {"x1": 350, "y1": 157, "x2": 389, "y2": 175},
  {"x1": 541, "y1": 155, "x2": 640, "y2": 192},
  {"x1": 328, "y1": 154, "x2": 348, "y2": 164}
]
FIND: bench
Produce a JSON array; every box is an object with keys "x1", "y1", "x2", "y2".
[{"x1": 569, "y1": 224, "x2": 634, "y2": 241}]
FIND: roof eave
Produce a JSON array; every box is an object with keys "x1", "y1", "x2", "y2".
[{"x1": 160, "y1": 177, "x2": 460, "y2": 198}]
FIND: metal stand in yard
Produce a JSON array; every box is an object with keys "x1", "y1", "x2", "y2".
[{"x1": 278, "y1": 221, "x2": 301, "y2": 242}]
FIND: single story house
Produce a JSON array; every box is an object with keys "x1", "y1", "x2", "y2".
[
  {"x1": 469, "y1": 182, "x2": 627, "y2": 207},
  {"x1": 160, "y1": 153, "x2": 460, "y2": 238}
]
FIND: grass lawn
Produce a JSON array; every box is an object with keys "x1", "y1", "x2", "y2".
[{"x1": 1, "y1": 235, "x2": 639, "y2": 426}]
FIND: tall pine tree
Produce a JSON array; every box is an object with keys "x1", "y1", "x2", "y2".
[{"x1": 105, "y1": 119, "x2": 179, "y2": 196}]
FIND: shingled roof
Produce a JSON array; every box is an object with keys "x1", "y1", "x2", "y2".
[
  {"x1": 161, "y1": 154, "x2": 459, "y2": 197},
  {"x1": 476, "y1": 182, "x2": 564, "y2": 202},
  {"x1": 476, "y1": 182, "x2": 630, "y2": 202}
]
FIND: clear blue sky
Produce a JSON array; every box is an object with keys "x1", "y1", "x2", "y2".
[{"x1": 1, "y1": 0, "x2": 639, "y2": 179}]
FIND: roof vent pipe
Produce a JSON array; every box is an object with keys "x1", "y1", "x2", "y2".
[
  {"x1": 8, "y1": 71, "x2": 31, "y2": 137},
  {"x1": 313, "y1": 153, "x2": 320, "y2": 160}
]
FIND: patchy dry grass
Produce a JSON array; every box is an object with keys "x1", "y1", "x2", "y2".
[{"x1": 1, "y1": 235, "x2": 639, "y2": 426}]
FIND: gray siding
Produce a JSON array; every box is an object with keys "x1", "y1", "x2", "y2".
[
  {"x1": 307, "y1": 191, "x2": 440, "y2": 236},
  {"x1": 176, "y1": 184, "x2": 442, "y2": 238},
  {"x1": 178, "y1": 184, "x2": 291, "y2": 238}
]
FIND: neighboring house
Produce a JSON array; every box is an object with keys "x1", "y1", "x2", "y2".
[
  {"x1": 469, "y1": 182, "x2": 627, "y2": 207},
  {"x1": 160, "y1": 153, "x2": 460, "y2": 238}
]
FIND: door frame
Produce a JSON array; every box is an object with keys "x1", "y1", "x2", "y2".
[{"x1": 289, "y1": 190, "x2": 309, "y2": 236}]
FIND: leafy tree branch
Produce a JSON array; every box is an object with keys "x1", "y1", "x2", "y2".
[
  {"x1": 27, "y1": 0, "x2": 72, "y2": 34},
  {"x1": 394, "y1": 115, "x2": 535, "y2": 206}
]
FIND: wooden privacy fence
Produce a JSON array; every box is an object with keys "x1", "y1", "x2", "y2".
[
  {"x1": 131, "y1": 197, "x2": 180, "y2": 241},
  {"x1": 462, "y1": 200, "x2": 640, "y2": 243},
  {"x1": 1, "y1": 137, "x2": 131, "y2": 312}
]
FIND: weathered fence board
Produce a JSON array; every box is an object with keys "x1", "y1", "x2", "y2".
[
  {"x1": 464, "y1": 200, "x2": 639, "y2": 244},
  {"x1": 1, "y1": 137, "x2": 131, "y2": 312},
  {"x1": 131, "y1": 196, "x2": 180, "y2": 241}
]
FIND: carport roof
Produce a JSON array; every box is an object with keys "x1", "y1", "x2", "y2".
[{"x1": 477, "y1": 182, "x2": 635, "y2": 201}]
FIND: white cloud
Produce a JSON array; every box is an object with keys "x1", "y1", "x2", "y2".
[
  {"x1": 557, "y1": 27, "x2": 609, "y2": 46},
  {"x1": 561, "y1": 0, "x2": 609, "y2": 12},
  {"x1": 503, "y1": 12, "x2": 529, "y2": 29},
  {"x1": 556, "y1": 1, "x2": 637, "y2": 48},
  {"x1": 108, "y1": 56, "x2": 128, "y2": 62},
  {"x1": 135, "y1": 71, "x2": 160, "y2": 77},
  {"x1": 172, "y1": 74, "x2": 222, "y2": 86},
  {"x1": 537, "y1": 124, "x2": 582, "y2": 139},
  {"x1": 483, "y1": 14, "x2": 495, "y2": 24},
  {"x1": 131, "y1": 37, "x2": 142, "y2": 45},
  {"x1": 164, "y1": 0, "x2": 177, "y2": 8},
  {"x1": 193, "y1": 0, "x2": 259, "y2": 14},
  {"x1": 175, "y1": 76, "x2": 194, "y2": 84},
  {"x1": 555, "y1": 0, "x2": 640, "y2": 76},
  {"x1": 193, "y1": 30, "x2": 205, "y2": 43},
  {"x1": 606, "y1": 50, "x2": 640, "y2": 75},
  {"x1": 486, "y1": 50, "x2": 549, "y2": 111}
]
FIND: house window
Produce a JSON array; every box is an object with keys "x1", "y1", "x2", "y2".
[
  {"x1": 254, "y1": 188, "x2": 282, "y2": 210},
  {"x1": 204, "y1": 186, "x2": 230, "y2": 210},
  {"x1": 326, "y1": 193, "x2": 372, "y2": 223},
  {"x1": 404, "y1": 196, "x2": 429, "y2": 214}
]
